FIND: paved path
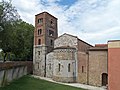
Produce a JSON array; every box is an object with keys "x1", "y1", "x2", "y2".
[{"x1": 32, "y1": 75, "x2": 107, "y2": 90}]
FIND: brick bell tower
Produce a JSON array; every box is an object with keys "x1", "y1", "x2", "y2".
[{"x1": 33, "y1": 12, "x2": 58, "y2": 77}]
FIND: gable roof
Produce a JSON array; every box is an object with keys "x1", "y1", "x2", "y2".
[
  {"x1": 57, "y1": 33, "x2": 93, "y2": 47},
  {"x1": 57, "y1": 33, "x2": 77, "y2": 39},
  {"x1": 35, "y1": 11, "x2": 58, "y2": 19}
]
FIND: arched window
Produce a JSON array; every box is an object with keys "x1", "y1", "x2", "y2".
[
  {"x1": 38, "y1": 29, "x2": 42, "y2": 35},
  {"x1": 49, "y1": 30, "x2": 54, "y2": 36},
  {"x1": 68, "y1": 63, "x2": 70, "y2": 72},
  {"x1": 38, "y1": 39, "x2": 41, "y2": 45},
  {"x1": 38, "y1": 18, "x2": 43, "y2": 24},
  {"x1": 58, "y1": 63, "x2": 60, "y2": 72}
]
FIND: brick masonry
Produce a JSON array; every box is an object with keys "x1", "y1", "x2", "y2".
[{"x1": 33, "y1": 12, "x2": 58, "y2": 77}]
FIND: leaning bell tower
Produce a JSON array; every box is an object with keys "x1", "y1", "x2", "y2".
[{"x1": 33, "y1": 12, "x2": 58, "y2": 77}]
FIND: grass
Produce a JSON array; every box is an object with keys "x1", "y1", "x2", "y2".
[{"x1": 0, "y1": 75, "x2": 86, "y2": 90}]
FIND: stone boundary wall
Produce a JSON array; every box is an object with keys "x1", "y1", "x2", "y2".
[{"x1": 0, "y1": 61, "x2": 33, "y2": 87}]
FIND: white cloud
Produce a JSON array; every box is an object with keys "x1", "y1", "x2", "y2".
[
  {"x1": 43, "y1": 0, "x2": 60, "y2": 3},
  {"x1": 1, "y1": 0, "x2": 120, "y2": 45}
]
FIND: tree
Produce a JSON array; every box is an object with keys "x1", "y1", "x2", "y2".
[
  {"x1": 0, "y1": 0, "x2": 34, "y2": 61},
  {"x1": 0, "y1": 0, "x2": 20, "y2": 62},
  {"x1": 0, "y1": 0, "x2": 19, "y2": 31},
  {"x1": 11, "y1": 20, "x2": 34, "y2": 61}
]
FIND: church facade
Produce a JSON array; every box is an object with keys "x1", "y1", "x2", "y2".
[{"x1": 33, "y1": 12, "x2": 108, "y2": 86}]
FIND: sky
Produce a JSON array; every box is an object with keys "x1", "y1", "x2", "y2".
[{"x1": 2, "y1": 0, "x2": 120, "y2": 45}]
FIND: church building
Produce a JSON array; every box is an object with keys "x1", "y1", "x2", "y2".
[{"x1": 33, "y1": 12, "x2": 108, "y2": 87}]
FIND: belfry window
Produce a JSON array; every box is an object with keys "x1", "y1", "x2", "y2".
[
  {"x1": 38, "y1": 39, "x2": 41, "y2": 45},
  {"x1": 38, "y1": 29, "x2": 42, "y2": 35},
  {"x1": 51, "y1": 20, "x2": 53, "y2": 24},
  {"x1": 49, "y1": 30, "x2": 54, "y2": 36},
  {"x1": 38, "y1": 18, "x2": 43, "y2": 24},
  {"x1": 68, "y1": 63, "x2": 70, "y2": 72},
  {"x1": 50, "y1": 19, "x2": 54, "y2": 25}
]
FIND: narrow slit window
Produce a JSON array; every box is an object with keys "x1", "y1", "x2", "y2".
[
  {"x1": 68, "y1": 63, "x2": 70, "y2": 72},
  {"x1": 38, "y1": 63, "x2": 39, "y2": 69},
  {"x1": 50, "y1": 39, "x2": 53, "y2": 46},
  {"x1": 58, "y1": 63, "x2": 60, "y2": 72},
  {"x1": 82, "y1": 66, "x2": 84, "y2": 73},
  {"x1": 49, "y1": 63, "x2": 51, "y2": 70}
]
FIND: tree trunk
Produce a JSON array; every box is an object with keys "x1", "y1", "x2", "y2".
[{"x1": 3, "y1": 53, "x2": 7, "y2": 62}]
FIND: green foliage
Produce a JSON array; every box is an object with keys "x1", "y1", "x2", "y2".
[
  {"x1": 0, "y1": 51, "x2": 3, "y2": 61},
  {"x1": 0, "y1": 0, "x2": 20, "y2": 61},
  {"x1": 0, "y1": 0, "x2": 34, "y2": 61},
  {"x1": 0, "y1": 0, "x2": 20, "y2": 32},
  {"x1": 11, "y1": 20, "x2": 34, "y2": 60},
  {"x1": 0, "y1": 75, "x2": 86, "y2": 90}
]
